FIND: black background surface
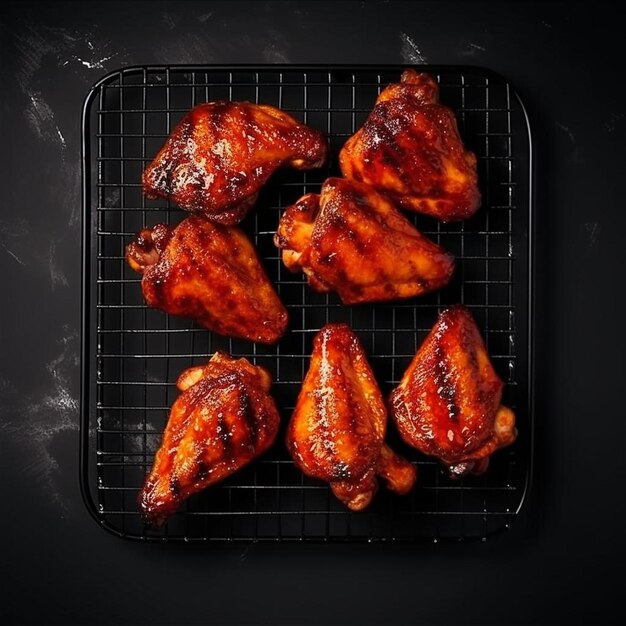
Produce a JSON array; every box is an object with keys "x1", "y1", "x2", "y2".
[{"x1": 1, "y1": 1, "x2": 625, "y2": 624}]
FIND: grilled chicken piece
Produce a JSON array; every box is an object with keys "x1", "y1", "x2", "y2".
[
  {"x1": 139, "y1": 352, "x2": 280, "y2": 525},
  {"x1": 274, "y1": 177, "x2": 455, "y2": 304},
  {"x1": 126, "y1": 216, "x2": 287, "y2": 344},
  {"x1": 287, "y1": 323, "x2": 416, "y2": 510},
  {"x1": 389, "y1": 305, "x2": 517, "y2": 477},
  {"x1": 143, "y1": 102, "x2": 327, "y2": 225},
  {"x1": 340, "y1": 70, "x2": 480, "y2": 222}
]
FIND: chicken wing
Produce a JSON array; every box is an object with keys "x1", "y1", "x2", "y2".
[
  {"x1": 143, "y1": 102, "x2": 328, "y2": 225},
  {"x1": 340, "y1": 70, "x2": 480, "y2": 222},
  {"x1": 274, "y1": 177, "x2": 455, "y2": 304},
  {"x1": 389, "y1": 305, "x2": 517, "y2": 477},
  {"x1": 287, "y1": 323, "x2": 416, "y2": 510},
  {"x1": 126, "y1": 216, "x2": 288, "y2": 344},
  {"x1": 139, "y1": 352, "x2": 280, "y2": 525}
]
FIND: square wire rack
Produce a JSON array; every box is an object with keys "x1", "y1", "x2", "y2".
[{"x1": 81, "y1": 65, "x2": 533, "y2": 542}]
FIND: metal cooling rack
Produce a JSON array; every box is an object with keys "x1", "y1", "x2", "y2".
[{"x1": 81, "y1": 65, "x2": 533, "y2": 542}]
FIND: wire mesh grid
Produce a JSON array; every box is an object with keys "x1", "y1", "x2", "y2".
[{"x1": 81, "y1": 65, "x2": 532, "y2": 542}]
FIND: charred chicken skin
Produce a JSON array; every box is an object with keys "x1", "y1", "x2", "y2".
[
  {"x1": 287, "y1": 323, "x2": 416, "y2": 510},
  {"x1": 139, "y1": 352, "x2": 280, "y2": 525},
  {"x1": 126, "y1": 216, "x2": 287, "y2": 344},
  {"x1": 274, "y1": 177, "x2": 455, "y2": 304},
  {"x1": 340, "y1": 70, "x2": 480, "y2": 222},
  {"x1": 142, "y1": 102, "x2": 328, "y2": 225},
  {"x1": 389, "y1": 305, "x2": 516, "y2": 477}
]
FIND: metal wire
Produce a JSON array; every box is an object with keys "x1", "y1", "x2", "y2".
[{"x1": 82, "y1": 66, "x2": 531, "y2": 542}]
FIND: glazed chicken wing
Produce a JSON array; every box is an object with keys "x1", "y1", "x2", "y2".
[
  {"x1": 389, "y1": 305, "x2": 516, "y2": 477},
  {"x1": 340, "y1": 70, "x2": 480, "y2": 222},
  {"x1": 274, "y1": 177, "x2": 455, "y2": 304},
  {"x1": 126, "y1": 216, "x2": 287, "y2": 344},
  {"x1": 287, "y1": 323, "x2": 416, "y2": 510},
  {"x1": 143, "y1": 102, "x2": 328, "y2": 225},
  {"x1": 139, "y1": 352, "x2": 280, "y2": 525}
]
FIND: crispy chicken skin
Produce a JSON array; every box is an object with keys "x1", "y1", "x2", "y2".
[
  {"x1": 274, "y1": 177, "x2": 455, "y2": 304},
  {"x1": 389, "y1": 305, "x2": 517, "y2": 477},
  {"x1": 126, "y1": 216, "x2": 287, "y2": 344},
  {"x1": 139, "y1": 352, "x2": 280, "y2": 525},
  {"x1": 340, "y1": 70, "x2": 480, "y2": 222},
  {"x1": 142, "y1": 102, "x2": 328, "y2": 225},
  {"x1": 287, "y1": 323, "x2": 416, "y2": 510}
]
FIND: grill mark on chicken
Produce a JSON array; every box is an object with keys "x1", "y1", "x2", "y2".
[
  {"x1": 389, "y1": 305, "x2": 516, "y2": 478},
  {"x1": 217, "y1": 404, "x2": 232, "y2": 457},
  {"x1": 142, "y1": 101, "x2": 327, "y2": 225},
  {"x1": 165, "y1": 119, "x2": 193, "y2": 196},
  {"x1": 139, "y1": 352, "x2": 280, "y2": 525},
  {"x1": 126, "y1": 216, "x2": 288, "y2": 344},
  {"x1": 195, "y1": 459, "x2": 210, "y2": 483},
  {"x1": 434, "y1": 344, "x2": 459, "y2": 422},
  {"x1": 275, "y1": 177, "x2": 454, "y2": 305},
  {"x1": 339, "y1": 372, "x2": 363, "y2": 481},
  {"x1": 339, "y1": 70, "x2": 480, "y2": 222},
  {"x1": 238, "y1": 390, "x2": 258, "y2": 446},
  {"x1": 286, "y1": 324, "x2": 416, "y2": 510},
  {"x1": 465, "y1": 326, "x2": 480, "y2": 374}
]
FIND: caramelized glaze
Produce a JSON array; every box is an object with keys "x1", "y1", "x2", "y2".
[
  {"x1": 287, "y1": 323, "x2": 416, "y2": 510},
  {"x1": 139, "y1": 352, "x2": 280, "y2": 525},
  {"x1": 275, "y1": 177, "x2": 455, "y2": 304},
  {"x1": 340, "y1": 70, "x2": 480, "y2": 221},
  {"x1": 126, "y1": 216, "x2": 288, "y2": 344},
  {"x1": 389, "y1": 305, "x2": 517, "y2": 476},
  {"x1": 143, "y1": 102, "x2": 328, "y2": 225}
]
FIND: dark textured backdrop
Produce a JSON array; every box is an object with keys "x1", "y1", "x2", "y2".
[{"x1": 1, "y1": 1, "x2": 625, "y2": 624}]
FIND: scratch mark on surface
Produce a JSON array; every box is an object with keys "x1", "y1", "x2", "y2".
[
  {"x1": 0, "y1": 329, "x2": 79, "y2": 511},
  {"x1": 584, "y1": 222, "x2": 600, "y2": 248},
  {"x1": 15, "y1": 23, "x2": 124, "y2": 84},
  {"x1": 162, "y1": 12, "x2": 179, "y2": 29},
  {"x1": 0, "y1": 219, "x2": 29, "y2": 267},
  {"x1": 556, "y1": 122, "x2": 575, "y2": 144},
  {"x1": 25, "y1": 92, "x2": 66, "y2": 149},
  {"x1": 556, "y1": 122, "x2": 584, "y2": 163},
  {"x1": 541, "y1": 20, "x2": 552, "y2": 28},
  {"x1": 238, "y1": 545, "x2": 250, "y2": 562},
  {"x1": 0, "y1": 241, "x2": 26, "y2": 265},
  {"x1": 73, "y1": 54, "x2": 114, "y2": 69},
  {"x1": 460, "y1": 42, "x2": 487, "y2": 56},
  {"x1": 0, "y1": 217, "x2": 77, "y2": 276},
  {"x1": 197, "y1": 11, "x2": 213, "y2": 22},
  {"x1": 399, "y1": 32, "x2": 427, "y2": 64},
  {"x1": 263, "y1": 43, "x2": 290, "y2": 64},
  {"x1": 28, "y1": 92, "x2": 54, "y2": 129},
  {"x1": 49, "y1": 241, "x2": 69, "y2": 289},
  {"x1": 60, "y1": 162, "x2": 81, "y2": 228}
]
